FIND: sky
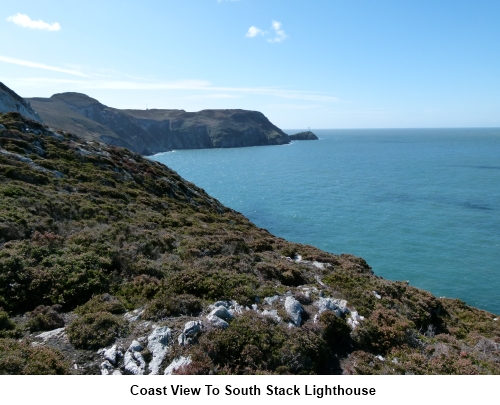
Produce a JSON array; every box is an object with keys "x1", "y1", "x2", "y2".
[{"x1": 1, "y1": 0, "x2": 499, "y2": 129}]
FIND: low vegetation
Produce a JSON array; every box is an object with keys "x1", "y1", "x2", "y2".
[{"x1": 0, "y1": 112, "x2": 498, "y2": 374}]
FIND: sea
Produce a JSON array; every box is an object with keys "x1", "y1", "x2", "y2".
[{"x1": 151, "y1": 128, "x2": 500, "y2": 315}]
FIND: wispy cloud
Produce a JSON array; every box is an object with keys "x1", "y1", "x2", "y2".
[
  {"x1": 185, "y1": 93, "x2": 242, "y2": 100},
  {"x1": 6, "y1": 13, "x2": 61, "y2": 31},
  {"x1": 268, "y1": 20, "x2": 288, "y2": 43},
  {"x1": 245, "y1": 20, "x2": 288, "y2": 43},
  {"x1": 245, "y1": 26, "x2": 266, "y2": 38},
  {"x1": 1, "y1": 55, "x2": 338, "y2": 102},
  {"x1": 0, "y1": 55, "x2": 88, "y2": 77}
]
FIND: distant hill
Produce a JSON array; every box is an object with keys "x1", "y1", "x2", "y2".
[
  {"x1": 289, "y1": 130, "x2": 318, "y2": 140},
  {"x1": 0, "y1": 82, "x2": 42, "y2": 123},
  {"x1": 27, "y1": 92, "x2": 291, "y2": 155}
]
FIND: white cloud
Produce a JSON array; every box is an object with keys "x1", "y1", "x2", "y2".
[
  {"x1": 0, "y1": 55, "x2": 88, "y2": 77},
  {"x1": 6, "y1": 13, "x2": 61, "y2": 31},
  {"x1": 245, "y1": 26, "x2": 265, "y2": 38},
  {"x1": 268, "y1": 20, "x2": 288, "y2": 43},
  {"x1": 246, "y1": 20, "x2": 288, "y2": 43}
]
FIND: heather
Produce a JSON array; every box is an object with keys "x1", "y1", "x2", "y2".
[{"x1": 0, "y1": 112, "x2": 498, "y2": 374}]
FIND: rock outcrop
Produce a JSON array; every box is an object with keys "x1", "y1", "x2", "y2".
[
  {"x1": 0, "y1": 82, "x2": 42, "y2": 123},
  {"x1": 27, "y1": 92, "x2": 290, "y2": 154},
  {"x1": 289, "y1": 130, "x2": 318, "y2": 140}
]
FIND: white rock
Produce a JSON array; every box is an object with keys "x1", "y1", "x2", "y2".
[
  {"x1": 284, "y1": 296, "x2": 303, "y2": 326},
  {"x1": 147, "y1": 327, "x2": 172, "y2": 375},
  {"x1": 213, "y1": 301, "x2": 230, "y2": 309},
  {"x1": 251, "y1": 304, "x2": 258, "y2": 311},
  {"x1": 128, "y1": 340, "x2": 143, "y2": 352},
  {"x1": 264, "y1": 295, "x2": 279, "y2": 305},
  {"x1": 347, "y1": 311, "x2": 364, "y2": 329},
  {"x1": 209, "y1": 306, "x2": 233, "y2": 321},
  {"x1": 312, "y1": 261, "x2": 325, "y2": 269},
  {"x1": 178, "y1": 333, "x2": 186, "y2": 346},
  {"x1": 373, "y1": 291, "x2": 382, "y2": 299},
  {"x1": 124, "y1": 308, "x2": 144, "y2": 322},
  {"x1": 101, "y1": 344, "x2": 118, "y2": 366},
  {"x1": 100, "y1": 360, "x2": 114, "y2": 375},
  {"x1": 206, "y1": 314, "x2": 229, "y2": 329},
  {"x1": 124, "y1": 351, "x2": 146, "y2": 375},
  {"x1": 112, "y1": 370, "x2": 122, "y2": 375},
  {"x1": 164, "y1": 356, "x2": 192, "y2": 375},
  {"x1": 314, "y1": 297, "x2": 349, "y2": 317},
  {"x1": 262, "y1": 309, "x2": 282, "y2": 323},
  {"x1": 229, "y1": 301, "x2": 244, "y2": 315},
  {"x1": 183, "y1": 320, "x2": 202, "y2": 337},
  {"x1": 35, "y1": 327, "x2": 65, "y2": 342},
  {"x1": 376, "y1": 355, "x2": 385, "y2": 362}
]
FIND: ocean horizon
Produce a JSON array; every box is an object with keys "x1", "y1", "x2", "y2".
[{"x1": 151, "y1": 127, "x2": 500, "y2": 315}]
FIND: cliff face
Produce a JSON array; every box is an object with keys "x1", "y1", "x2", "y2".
[
  {"x1": 0, "y1": 82, "x2": 42, "y2": 123},
  {"x1": 27, "y1": 92, "x2": 290, "y2": 154}
]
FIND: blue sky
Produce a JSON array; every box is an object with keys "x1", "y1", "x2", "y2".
[{"x1": 1, "y1": 0, "x2": 499, "y2": 128}]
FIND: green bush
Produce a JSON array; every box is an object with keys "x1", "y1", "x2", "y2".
[
  {"x1": 352, "y1": 306, "x2": 415, "y2": 353},
  {"x1": 67, "y1": 312, "x2": 126, "y2": 349},
  {"x1": 197, "y1": 311, "x2": 337, "y2": 374},
  {"x1": 0, "y1": 311, "x2": 15, "y2": 332},
  {"x1": 26, "y1": 305, "x2": 64, "y2": 332},
  {"x1": 143, "y1": 294, "x2": 202, "y2": 320},
  {"x1": 75, "y1": 294, "x2": 125, "y2": 315},
  {"x1": 0, "y1": 339, "x2": 69, "y2": 375}
]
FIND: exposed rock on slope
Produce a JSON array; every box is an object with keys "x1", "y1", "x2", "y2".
[
  {"x1": 0, "y1": 82, "x2": 42, "y2": 123},
  {"x1": 0, "y1": 112, "x2": 499, "y2": 375},
  {"x1": 27, "y1": 92, "x2": 290, "y2": 154}
]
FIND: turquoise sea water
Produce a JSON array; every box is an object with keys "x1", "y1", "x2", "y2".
[{"x1": 151, "y1": 128, "x2": 500, "y2": 315}]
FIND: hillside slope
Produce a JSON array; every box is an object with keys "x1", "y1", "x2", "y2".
[
  {"x1": 27, "y1": 92, "x2": 290, "y2": 154},
  {"x1": 0, "y1": 112, "x2": 498, "y2": 375},
  {"x1": 0, "y1": 82, "x2": 42, "y2": 123}
]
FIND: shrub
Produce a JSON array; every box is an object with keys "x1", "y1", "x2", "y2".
[
  {"x1": 67, "y1": 312, "x2": 126, "y2": 349},
  {"x1": 196, "y1": 311, "x2": 338, "y2": 374},
  {"x1": 0, "y1": 311, "x2": 15, "y2": 331},
  {"x1": 143, "y1": 294, "x2": 202, "y2": 320},
  {"x1": 0, "y1": 339, "x2": 69, "y2": 374},
  {"x1": 319, "y1": 311, "x2": 352, "y2": 350},
  {"x1": 26, "y1": 305, "x2": 64, "y2": 332},
  {"x1": 352, "y1": 306, "x2": 416, "y2": 353},
  {"x1": 75, "y1": 294, "x2": 125, "y2": 315}
]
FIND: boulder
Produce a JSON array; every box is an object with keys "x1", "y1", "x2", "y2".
[
  {"x1": 206, "y1": 314, "x2": 229, "y2": 329},
  {"x1": 124, "y1": 351, "x2": 146, "y2": 375},
  {"x1": 102, "y1": 344, "x2": 118, "y2": 366},
  {"x1": 128, "y1": 340, "x2": 143, "y2": 352},
  {"x1": 314, "y1": 297, "x2": 349, "y2": 317},
  {"x1": 262, "y1": 309, "x2": 282, "y2": 323},
  {"x1": 285, "y1": 296, "x2": 303, "y2": 326},
  {"x1": 147, "y1": 326, "x2": 172, "y2": 375},
  {"x1": 164, "y1": 356, "x2": 192, "y2": 375},
  {"x1": 183, "y1": 320, "x2": 202, "y2": 337},
  {"x1": 209, "y1": 306, "x2": 233, "y2": 321}
]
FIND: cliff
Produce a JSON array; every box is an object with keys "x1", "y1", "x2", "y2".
[
  {"x1": 0, "y1": 82, "x2": 42, "y2": 123},
  {"x1": 0, "y1": 112, "x2": 498, "y2": 375},
  {"x1": 289, "y1": 130, "x2": 319, "y2": 140},
  {"x1": 27, "y1": 92, "x2": 290, "y2": 154}
]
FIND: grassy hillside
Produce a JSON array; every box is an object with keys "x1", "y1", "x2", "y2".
[{"x1": 0, "y1": 112, "x2": 498, "y2": 375}]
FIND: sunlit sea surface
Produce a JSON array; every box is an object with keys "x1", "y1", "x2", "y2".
[{"x1": 151, "y1": 128, "x2": 500, "y2": 315}]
